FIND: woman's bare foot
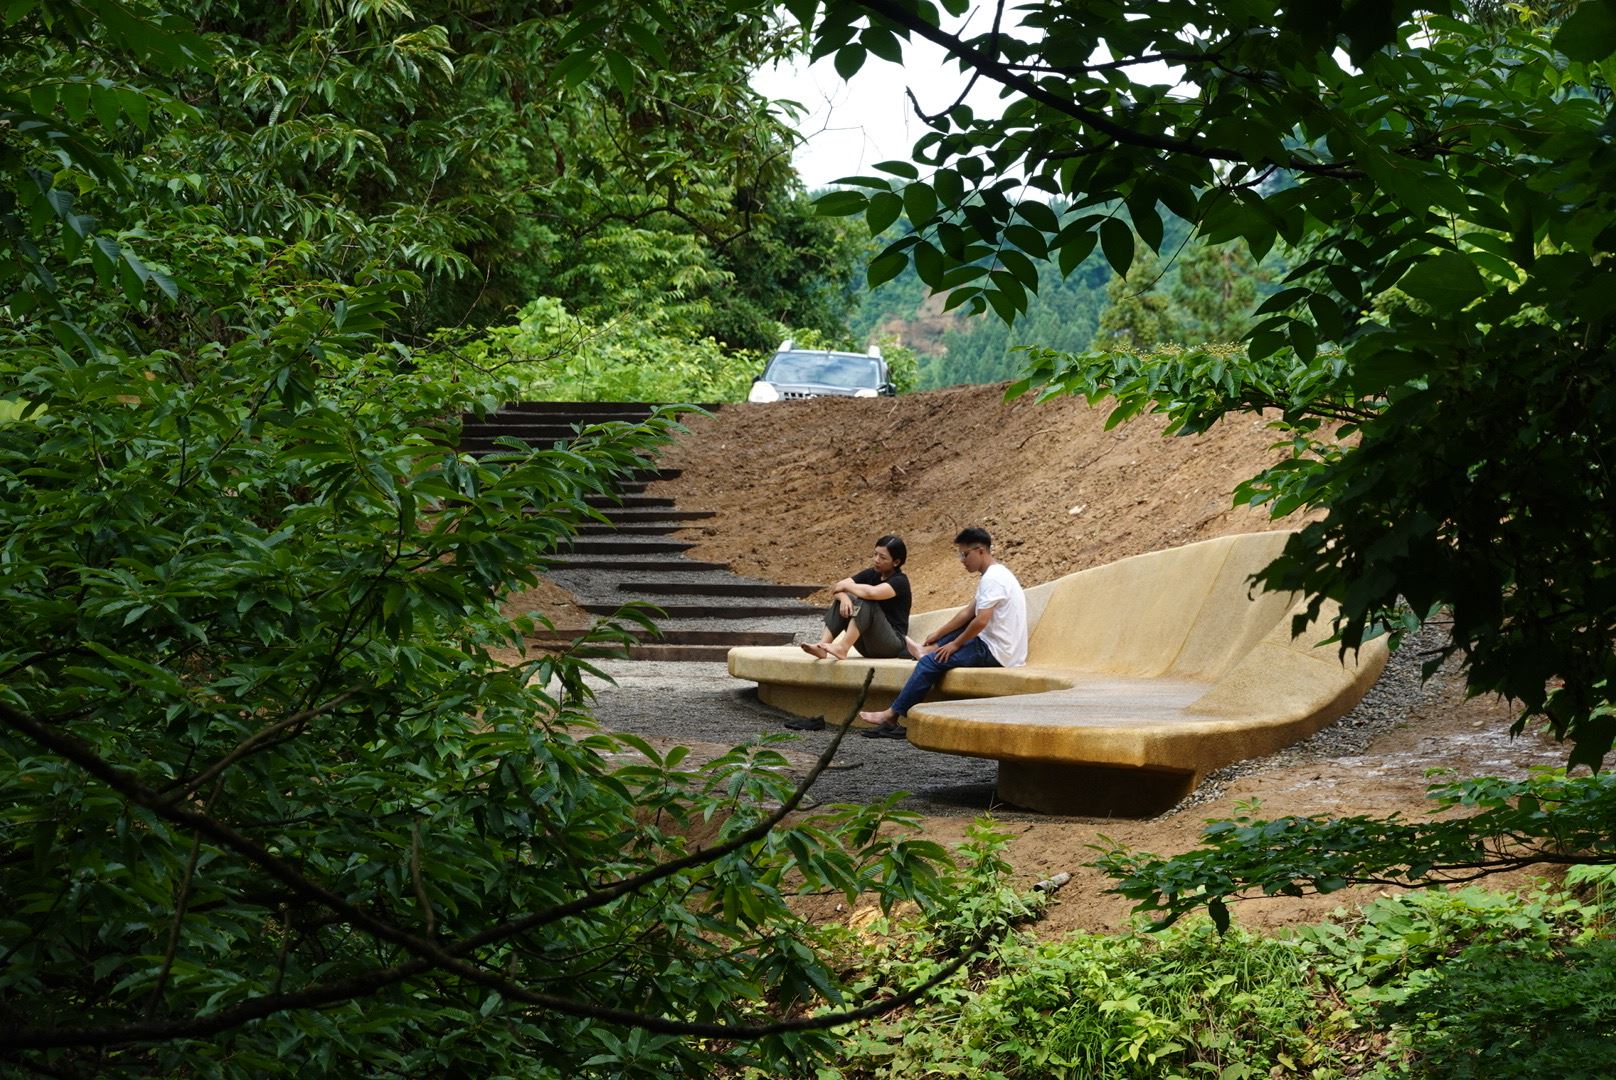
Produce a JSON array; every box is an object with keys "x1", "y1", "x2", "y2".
[
  {"x1": 821, "y1": 643, "x2": 848, "y2": 660},
  {"x1": 800, "y1": 642, "x2": 831, "y2": 659}
]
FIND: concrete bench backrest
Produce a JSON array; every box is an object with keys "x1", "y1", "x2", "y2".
[
  {"x1": 1024, "y1": 530, "x2": 1298, "y2": 678},
  {"x1": 904, "y1": 575, "x2": 1062, "y2": 647}
]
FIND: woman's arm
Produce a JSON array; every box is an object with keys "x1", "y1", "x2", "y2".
[{"x1": 833, "y1": 576, "x2": 896, "y2": 601}]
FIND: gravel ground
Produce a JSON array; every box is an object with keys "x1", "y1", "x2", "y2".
[{"x1": 578, "y1": 620, "x2": 1451, "y2": 821}]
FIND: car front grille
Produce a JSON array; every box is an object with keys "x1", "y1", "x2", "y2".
[{"x1": 779, "y1": 387, "x2": 857, "y2": 400}]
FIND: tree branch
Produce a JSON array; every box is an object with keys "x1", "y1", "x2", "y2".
[
  {"x1": 2, "y1": 673, "x2": 1001, "y2": 1050},
  {"x1": 849, "y1": 0, "x2": 1365, "y2": 179},
  {"x1": 157, "y1": 689, "x2": 362, "y2": 805}
]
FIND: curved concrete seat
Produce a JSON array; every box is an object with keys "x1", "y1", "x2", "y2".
[{"x1": 728, "y1": 530, "x2": 1388, "y2": 816}]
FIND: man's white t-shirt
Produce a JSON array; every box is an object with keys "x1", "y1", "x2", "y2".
[{"x1": 974, "y1": 562, "x2": 1027, "y2": 668}]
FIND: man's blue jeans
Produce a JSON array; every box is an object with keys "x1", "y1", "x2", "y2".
[{"x1": 888, "y1": 629, "x2": 1001, "y2": 718}]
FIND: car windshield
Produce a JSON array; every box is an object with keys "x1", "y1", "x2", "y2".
[{"x1": 764, "y1": 351, "x2": 881, "y2": 389}]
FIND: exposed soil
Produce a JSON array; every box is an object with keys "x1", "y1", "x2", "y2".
[
  {"x1": 655, "y1": 383, "x2": 1295, "y2": 606},
  {"x1": 524, "y1": 383, "x2": 1571, "y2": 934}
]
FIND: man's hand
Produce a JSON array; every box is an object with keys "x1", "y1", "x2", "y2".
[{"x1": 933, "y1": 639, "x2": 959, "y2": 662}]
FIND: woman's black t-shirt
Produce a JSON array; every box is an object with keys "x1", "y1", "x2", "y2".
[{"x1": 853, "y1": 567, "x2": 911, "y2": 638}]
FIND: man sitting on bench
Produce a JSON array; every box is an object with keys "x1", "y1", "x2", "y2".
[{"x1": 858, "y1": 526, "x2": 1027, "y2": 740}]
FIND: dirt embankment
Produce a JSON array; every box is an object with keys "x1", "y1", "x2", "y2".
[{"x1": 655, "y1": 383, "x2": 1290, "y2": 606}]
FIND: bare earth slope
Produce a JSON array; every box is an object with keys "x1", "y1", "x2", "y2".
[
  {"x1": 591, "y1": 384, "x2": 1566, "y2": 932},
  {"x1": 655, "y1": 383, "x2": 1288, "y2": 605}
]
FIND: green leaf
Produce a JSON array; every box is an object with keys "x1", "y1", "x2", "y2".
[
  {"x1": 814, "y1": 190, "x2": 867, "y2": 217},
  {"x1": 149, "y1": 268, "x2": 178, "y2": 301},
  {"x1": 4, "y1": 0, "x2": 40, "y2": 25},
  {"x1": 623, "y1": 20, "x2": 670, "y2": 65},
  {"x1": 1397, "y1": 251, "x2": 1486, "y2": 308},
  {"x1": 1289, "y1": 318, "x2": 1317, "y2": 362},
  {"x1": 985, "y1": 287, "x2": 1018, "y2": 322},
  {"x1": 997, "y1": 248, "x2": 1039, "y2": 293},
  {"x1": 865, "y1": 191, "x2": 902, "y2": 235},
  {"x1": 59, "y1": 80, "x2": 90, "y2": 122},
  {"x1": 913, "y1": 239, "x2": 944, "y2": 289},
  {"x1": 833, "y1": 44, "x2": 867, "y2": 79},
  {"x1": 1100, "y1": 219, "x2": 1134, "y2": 278},
  {"x1": 867, "y1": 250, "x2": 907, "y2": 287},
  {"x1": 1256, "y1": 287, "x2": 1310, "y2": 316},
  {"x1": 115, "y1": 87, "x2": 150, "y2": 132},
  {"x1": 1015, "y1": 200, "x2": 1060, "y2": 233},
  {"x1": 901, "y1": 181, "x2": 937, "y2": 227},
  {"x1": 1128, "y1": 194, "x2": 1163, "y2": 252},
  {"x1": 602, "y1": 50, "x2": 636, "y2": 97},
  {"x1": 860, "y1": 27, "x2": 902, "y2": 63},
  {"x1": 1553, "y1": 0, "x2": 1616, "y2": 61},
  {"x1": 91, "y1": 82, "x2": 120, "y2": 130},
  {"x1": 1057, "y1": 230, "x2": 1097, "y2": 277}
]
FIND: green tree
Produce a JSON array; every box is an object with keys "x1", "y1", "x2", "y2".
[
  {"x1": 1094, "y1": 244, "x2": 1175, "y2": 350},
  {"x1": 1170, "y1": 239, "x2": 1270, "y2": 344},
  {"x1": 0, "y1": 3, "x2": 997, "y2": 1074},
  {"x1": 772, "y1": 0, "x2": 1616, "y2": 913}
]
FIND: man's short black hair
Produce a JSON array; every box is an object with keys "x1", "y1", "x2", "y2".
[{"x1": 954, "y1": 526, "x2": 992, "y2": 548}]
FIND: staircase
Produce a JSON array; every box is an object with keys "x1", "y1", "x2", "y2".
[{"x1": 461, "y1": 402, "x2": 822, "y2": 661}]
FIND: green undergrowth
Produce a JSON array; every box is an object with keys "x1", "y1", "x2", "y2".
[{"x1": 780, "y1": 826, "x2": 1616, "y2": 1080}]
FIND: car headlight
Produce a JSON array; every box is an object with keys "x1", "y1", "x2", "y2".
[
  {"x1": 748, "y1": 381, "x2": 781, "y2": 403},
  {"x1": 853, "y1": 388, "x2": 879, "y2": 398}
]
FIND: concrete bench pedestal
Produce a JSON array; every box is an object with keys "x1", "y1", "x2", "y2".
[{"x1": 995, "y1": 761, "x2": 1199, "y2": 818}]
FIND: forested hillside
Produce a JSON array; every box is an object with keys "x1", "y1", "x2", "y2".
[{"x1": 848, "y1": 211, "x2": 1280, "y2": 389}]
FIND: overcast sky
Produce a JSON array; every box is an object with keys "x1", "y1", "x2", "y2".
[
  {"x1": 751, "y1": 35, "x2": 1180, "y2": 191},
  {"x1": 750, "y1": 42, "x2": 1001, "y2": 190}
]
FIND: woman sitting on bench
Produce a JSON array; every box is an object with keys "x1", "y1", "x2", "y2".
[{"x1": 801, "y1": 534, "x2": 916, "y2": 661}]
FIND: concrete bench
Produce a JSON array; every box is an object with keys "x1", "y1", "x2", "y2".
[{"x1": 727, "y1": 530, "x2": 1389, "y2": 816}]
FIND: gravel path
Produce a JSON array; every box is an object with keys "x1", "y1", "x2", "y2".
[{"x1": 579, "y1": 621, "x2": 1451, "y2": 821}]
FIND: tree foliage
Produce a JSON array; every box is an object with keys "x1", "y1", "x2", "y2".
[
  {"x1": 0, "y1": 3, "x2": 993, "y2": 1074},
  {"x1": 1098, "y1": 770, "x2": 1616, "y2": 931}
]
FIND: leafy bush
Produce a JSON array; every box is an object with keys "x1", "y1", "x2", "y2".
[
  {"x1": 0, "y1": 302, "x2": 978, "y2": 1076},
  {"x1": 1299, "y1": 886, "x2": 1616, "y2": 1079},
  {"x1": 823, "y1": 861, "x2": 1616, "y2": 1080},
  {"x1": 448, "y1": 296, "x2": 763, "y2": 403},
  {"x1": 835, "y1": 920, "x2": 1329, "y2": 1079},
  {"x1": 817, "y1": 824, "x2": 1327, "y2": 1080},
  {"x1": 0, "y1": 4, "x2": 976, "y2": 1073}
]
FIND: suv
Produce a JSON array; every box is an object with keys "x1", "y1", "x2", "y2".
[{"x1": 747, "y1": 341, "x2": 894, "y2": 402}]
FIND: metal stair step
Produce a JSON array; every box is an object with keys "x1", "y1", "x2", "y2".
[
  {"x1": 598, "y1": 509, "x2": 714, "y2": 523},
  {"x1": 618, "y1": 581, "x2": 818, "y2": 598},
  {"x1": 564, "y1": 538, "x2": 693, "y2": 555},
  {"x1": 579, "y1": 601, "x2": 813, "y2": 619},
  {"x1": 544, "y1": 557, "x2": 732, "y2": 572},
  {"x1": 529, "y1": 628, "x2": 795, "y2": 646}
]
